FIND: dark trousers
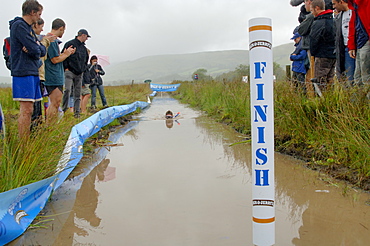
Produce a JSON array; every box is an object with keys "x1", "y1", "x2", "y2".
[
  {"x1": 314, "y1": 57, "x2": 336, "y2": 91},
  {"x1": 31, "y1": 81, "x2": 44, "y2": 129},
  {"x1": 62, "y1": 70, "x2": 82, "y2": 116}
]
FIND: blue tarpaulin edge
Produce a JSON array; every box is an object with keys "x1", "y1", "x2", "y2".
[{"x1": 0, "y1": 101, "x2": 149, "y2": 245}]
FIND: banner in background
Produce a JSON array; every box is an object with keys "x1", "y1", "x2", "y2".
[
  {"x1": 150, "y1": 83, "x2": 180, "y2": 92},
  {"x1": 0, "y1": 101, "x2": 149, "y2": 245}
]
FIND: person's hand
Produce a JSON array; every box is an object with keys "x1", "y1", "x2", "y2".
[
  {"x1": 95, "y1": 69, "x2": 99, "y2": 73},
  {"x1": 45, "y1": 33, "x2": 57, "y2": 42},
  {"x1": 69, "y1": 46, "x2": 76, "y2": 55},
  {"x1": 22, "y1": 46, "x2": 28, "y2": 53},
  {"x1": 349, "y1": 50, "x2": 356, "y2": 59},
  {"x1": 64, "y1": 45, "x2": 76, "y2": 56}
]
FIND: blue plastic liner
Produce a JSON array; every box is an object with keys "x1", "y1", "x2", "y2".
[{"x1": 0, "y1": 101, "x2": 149, "y2": 245}]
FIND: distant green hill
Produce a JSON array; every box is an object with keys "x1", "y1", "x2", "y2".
[
  {"x1": 273, "y1": 43, "x2": 294, "y2": 70},
  {"x1": 104, "y1": 43, "x2": 293, "y2": 85}
]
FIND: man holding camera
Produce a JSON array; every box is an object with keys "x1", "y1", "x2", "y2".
[{"x1": 61, "y1": 29, "x2": 90, "y2": 118}]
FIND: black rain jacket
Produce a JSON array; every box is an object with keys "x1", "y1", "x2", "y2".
[
  {"x1": 309, "y1": 10, "x2": 336, "y2": 59},
  {"x1": 62, "y1": 37, "x2": 88, "y2": 75}
]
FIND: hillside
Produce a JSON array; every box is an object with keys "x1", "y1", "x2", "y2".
[
  {"x1": 273, "y1": 43, "x2": 294, "y2": 70},
  {"x1": 104, "y1": 43, "x2": 293, "y2": 84}
]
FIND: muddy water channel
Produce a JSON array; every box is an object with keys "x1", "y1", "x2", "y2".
[{"x1": 9, "y1": 95, "x2": 370, "y2": 246}]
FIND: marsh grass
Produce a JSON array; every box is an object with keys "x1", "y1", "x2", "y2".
[
  {"x1": 175, "y1": 80, "x2": 251, "y2": 134},
  {"x1": 0, "y1": 116, "x2": 75, "y2": 192},
  {"x1": 275, "y1": 82, "x2": 370, "y2": 177},
  {"x1": 103, "y1": 84, "x2": 152, "y2": 106},
  {"x1": 174, "y1": 80, "x2": 370, "y2": 187},
  {"x1": 0, "y1": 87, "x2": 18, "y2": 113},
  {"x1": 0, "y1": 84, "x2": 152, "y2": 193}
]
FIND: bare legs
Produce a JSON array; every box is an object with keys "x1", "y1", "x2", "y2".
[
  {"x1": 46, "y1": 88, "x2": 62, "y2": 123},
  {"x1": 18, "y1": 101, "x2": 34, "y2": 139},
  {"x1": 81, "y1": 93, "x2": 91, "y2": 114}
]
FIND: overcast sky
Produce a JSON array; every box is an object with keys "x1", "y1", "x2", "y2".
[{"x1": 0, "y1": 0, "x2": 301, "y2": 77}]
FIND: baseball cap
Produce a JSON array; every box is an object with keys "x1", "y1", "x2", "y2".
[
  {"x1": 291, "y1": 32, "x2": 301, "y2": 40},
  {"x1": 78, "y1": 29, "x2": 91, "y2": 38}
]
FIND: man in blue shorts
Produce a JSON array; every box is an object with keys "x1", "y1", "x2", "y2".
[
  {"x1": 44, "y1": 18, "x2": 75, "y2": 123},
  {"x1": 9, "y1": 0, "x2": 46, "y2": 138}
]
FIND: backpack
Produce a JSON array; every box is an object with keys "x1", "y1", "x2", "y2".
[{"x1": 3, "y1": 37, "x2": 11, "y2": 70}]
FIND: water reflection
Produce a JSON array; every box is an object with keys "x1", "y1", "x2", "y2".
[
  {"x1": 193, "y1": 117, "x2": 370, "y2": 245},
  {"x1": 55, "y1": 159, "x2": 112, "y2": 244},
  {"x1": 75, "y1": 159, "x2": 110, "y2": 229},
  {"x1": 165, "y1": 119, "x2": 173, "y2": 128},
  {"x1": 165, "y1": 119, "x2": 181, "y2": 129}
]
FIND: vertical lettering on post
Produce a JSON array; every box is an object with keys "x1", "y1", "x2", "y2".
[
  {"x1": 254, "y1": 105, "x2": 268, "y2": 122},
  {"x1": 255, "y1": 169, "x2": 270, "y2": 186},
  {"x1": 254, "y1": 62, "x2": 267, "y2": 79}
]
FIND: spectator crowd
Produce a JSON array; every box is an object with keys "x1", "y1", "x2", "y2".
[
  {"x1": 7, "y1": 0, "x2": 108, "y2": 139},
  {"x1": 289, "y1": 0, "x2": 369, "y2": 96}
]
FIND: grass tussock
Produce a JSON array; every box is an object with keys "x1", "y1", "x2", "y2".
[
  {"x1": 173, "y1": 80, "x2": 370, "y2": 190},
  {"x1": 0, "y1": 116, "x2": 76, "y2": 192},
  {"x1": 0, "y1": 83, "x2": 152, "y2": 193},
  {"x1": 174, "y1": 80, "x2": 251, "y2": 134},
  {"x1": 104, "y1": 84, "x2": 151, "y2": 106}
]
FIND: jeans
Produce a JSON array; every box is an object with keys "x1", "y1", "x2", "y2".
[
  {"x1": 90, "y1": 84, "x2": 107, "y2": 107},
  {"x1": 62, "y1": 70, "x2": 82, "y2": 116},
  {"x1": 344, "y1": 47, "x2": 356, "y2": 83}
]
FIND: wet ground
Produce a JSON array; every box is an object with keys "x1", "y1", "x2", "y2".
[{"x1": 9, "y1": 95, "x2": 370, "y2": 246}]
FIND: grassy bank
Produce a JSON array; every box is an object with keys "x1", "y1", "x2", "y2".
[
  {"x1": 173, "y1": 80, "x2": 370, "y2": 190},
  {"x1": 0, "y1": 84, "x2": 152, "y2": 193}
]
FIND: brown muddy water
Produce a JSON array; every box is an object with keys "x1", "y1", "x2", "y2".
[{"x1": 9, "y1": 95, "x2": 370, "y2": 246}]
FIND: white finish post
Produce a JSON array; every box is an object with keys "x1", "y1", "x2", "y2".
[{"x1": 249, "y1": 17, "x2": 275, "y2": 246}]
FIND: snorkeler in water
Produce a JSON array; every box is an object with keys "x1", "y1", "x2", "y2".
[{"x1": 165, "y1": 110, "x2": 180, "y2": 119}]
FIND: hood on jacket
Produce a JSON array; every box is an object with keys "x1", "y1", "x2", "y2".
[
  {"x1": 9, "y1": 17, "x2": 24, "y2": 30},
  {"x1": 316, "y1": 9, "x2": 334, "y2": 18}
]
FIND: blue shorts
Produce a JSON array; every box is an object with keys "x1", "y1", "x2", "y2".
[{"x1": 12, "y1": 76, "x2": 42, "y2": 102}]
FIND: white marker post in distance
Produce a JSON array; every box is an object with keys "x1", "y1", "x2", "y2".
[{"x1": 249, "y1": 17, "x2": 275, "y2": 246}]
